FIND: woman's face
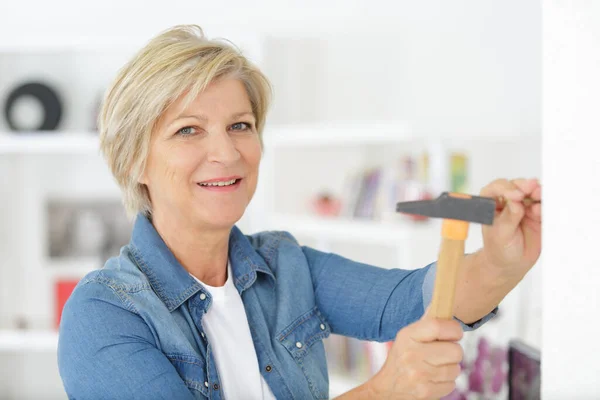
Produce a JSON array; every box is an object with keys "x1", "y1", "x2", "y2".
[{"x1": 141, "y1": 77, "x2": 262, "y2": 230}]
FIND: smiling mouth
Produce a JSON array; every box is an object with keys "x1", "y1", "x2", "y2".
[{"x1": 197, "y1": 178, "x2": 241, "y2": 187}]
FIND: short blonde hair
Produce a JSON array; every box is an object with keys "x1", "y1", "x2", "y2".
[{"x1": 99, "y1": 25, "x2": 271, "y2": 218}]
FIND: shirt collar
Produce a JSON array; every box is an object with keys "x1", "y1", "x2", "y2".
[{"x1": 129, "y1": 213, "x2": 274, "y2": 311}]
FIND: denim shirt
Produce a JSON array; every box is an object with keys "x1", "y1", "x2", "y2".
[{"x1": 58, "y1": 214, "x2": 496, "y2": 399}]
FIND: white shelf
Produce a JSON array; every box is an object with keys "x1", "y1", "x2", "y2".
[
  {"x1": 264, "y1": 122, "x2": 413, "y2": 147},
  {"x1": 0, "y1": 133, "x2": 100, "y2": 154},
  {"x1": 263, "y1": 123, "x2": 535, "y2": 148},
  {"x1": 0, "y1": 330, "x2": 58, "y2": 352},
  {"x1": 267, "y1": 213, "x2": 438, "y2": 246},
  {"x1": 0, "y1": 125, "x2": 537, "y2": 155}
]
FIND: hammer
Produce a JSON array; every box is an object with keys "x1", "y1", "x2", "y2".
[{"x1": 395, "y1": 192, "x2": 538, "y2": 320}]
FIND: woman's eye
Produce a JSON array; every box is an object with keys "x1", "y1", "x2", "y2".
[
  {"x1": 176, "y1": 126, "x2": 197, "y2": 136},
  {"x1": 230, "y1": 122, "x2": 252, "y2": 132}
]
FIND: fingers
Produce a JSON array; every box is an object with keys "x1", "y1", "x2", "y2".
[
  {"x1": 480, "y1": 178, "x2": 540, "y2": 238},
  {"x1": 480, "y1": 177, "x2": 541, "y2": 201},
  {"x1": 428, "y1": 363, "x2": 462, "y2": 383},
  {"x1": 385, "y1": 318, "x2": 465, "y2": 399},
  {"x1": 527, "y1": 203, "x2": 542, "y2": 222},
  {"x1": 531, "y1": 183, "x2": 542, "y2": 201},
  {"x1": 420, "y1": 341, "x2": 464, "y2": 366},
  {"x1": 408, "y1": 316, "x2": 463, "y2": 343},
  {"x1": 526, "y1": 184, "x2": 542, "y2": 222},
  {"x1": 480, "y1": 178, "x2": 523, "y2": 200},
  {"x1": 409, "y1": 363, "x2": 460, "y2": 398},
  {"x1": 511, "y1": 178, "x2": 540, "y2": 197}
]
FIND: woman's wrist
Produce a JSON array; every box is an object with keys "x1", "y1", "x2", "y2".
[{"x1": 477, "y1": 249, "x2": 527, "y2": 286}]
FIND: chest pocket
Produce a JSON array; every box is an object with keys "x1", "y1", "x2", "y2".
[
  {"x1": 166, "y1": 353, "x2": 209, "y2": 398},
  {"x1": 277, "y1": 307, "x2": 332, "y2": 399}
]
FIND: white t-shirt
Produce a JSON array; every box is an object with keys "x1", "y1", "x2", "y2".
[{"x1": 191, "y1": 262, "x2": 276, "y2": 400}]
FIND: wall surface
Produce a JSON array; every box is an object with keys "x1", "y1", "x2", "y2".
[{"x1": 543, "y1": 1, "x2": 600, "y2": 398}]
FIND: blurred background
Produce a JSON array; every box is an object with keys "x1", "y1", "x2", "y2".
[{"x1": 0, "y1": 1, "x2": 542, "y2": 398}]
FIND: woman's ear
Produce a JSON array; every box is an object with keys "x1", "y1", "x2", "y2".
[
  {"x1": 135, "y1": 161, "x2": 149, "y2": 185},
  {"x1": 138, "y1": 171, "x2": 148, "y2": 185}
]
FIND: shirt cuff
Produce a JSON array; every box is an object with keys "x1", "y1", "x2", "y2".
[{"x1": 421, "y1": 262, "x2": 498, "y2": 331}]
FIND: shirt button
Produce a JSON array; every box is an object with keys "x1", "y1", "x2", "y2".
[
  {"x1": 201, "y1": 332, "x2": 205, "y2": 339},
  {"x1": 200, "y1": 293, "x2": 207, "y2": 300},
  {"x1": 296, "y1": 342, "x2": 303, "y2": 349},
  {"x1": 213, "y1": 383, "x2": 219, "y2": 390},
  {"x1": 320, "y1": 323, "x2": 326, "y2": 330},
  {"x1": 265, "y1": 365, "x2": 272, "y2": 372},
  {"x1": 204, "y1": 381, "x2": 209, "y2": 388}
]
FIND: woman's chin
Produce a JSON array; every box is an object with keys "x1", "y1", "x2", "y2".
[{"x1": 196, "y1": 208, "x2": 245, "y2": 229}]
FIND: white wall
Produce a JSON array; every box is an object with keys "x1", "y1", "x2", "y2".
[{"x1": 543, "y1": 1, "x2": 600, "y2": 398}]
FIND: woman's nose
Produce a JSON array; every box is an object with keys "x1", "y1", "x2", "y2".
[{"x1": 206, "y1": 130, "x2": 241, "y2": 165}]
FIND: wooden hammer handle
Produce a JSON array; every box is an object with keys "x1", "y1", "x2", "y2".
[
  {"x1": 430, "y1": 220, "x2": 469, "y2": 320},
  {"x1": 430, "y1": 238, "x2": 465, "y2": 319}
]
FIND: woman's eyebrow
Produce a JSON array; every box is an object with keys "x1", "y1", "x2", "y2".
[
  {"x1": 230, "y1": 111, "x2": 255, "y2": 119},
  {"x1": 171, "y1": 111, "x2": 254, "y2": 124},
  {"x1": 171, "y1": 114, "x2": 208, "y2": 123}
]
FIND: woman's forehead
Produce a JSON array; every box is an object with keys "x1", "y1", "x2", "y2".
[{"x1": 171, "y1": 79, "x2": 252, "y2": 117}]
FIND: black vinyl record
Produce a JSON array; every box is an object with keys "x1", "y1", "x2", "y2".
[{"x1": 3, "y1": 81, "x2": 63, "y2": 131}]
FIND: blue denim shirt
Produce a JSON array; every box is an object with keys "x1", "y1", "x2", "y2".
[{"x1": 58, "y1": 214, "x2": 496, "y2": 399}]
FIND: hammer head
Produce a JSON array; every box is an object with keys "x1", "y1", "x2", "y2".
[{"x1": 396, "y1": 192, "x2": 496, "y2": 225}]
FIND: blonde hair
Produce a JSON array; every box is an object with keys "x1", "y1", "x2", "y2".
[{"x1": 99, "y1": 25, "x2": 271, "y2": 218}]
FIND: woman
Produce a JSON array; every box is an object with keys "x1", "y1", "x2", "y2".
[{"x1": 57, "y1": 25, "x2": 542, "y2": 400}]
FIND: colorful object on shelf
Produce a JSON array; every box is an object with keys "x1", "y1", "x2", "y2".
[
  {"x1": 342, "y1": 152, "x2": 435, "y2": 222},
  {"x1": 442, "y1": 336, "x2": 510, "y2": 400},
  {"x1": 450, "y1": 152, "x2": 468, "y2": 193},
  {"x1": 353, "y1": 168, "x2": 382, "y2": 219},
  {"x1": 396, "y1": 155, "x2": 432, "y2": 222},
  {"x1": 311, "y1": 192, "x2": 342, "y2": 217},
  {"x1": 55, "y1": 279, "x2": 80, "y2": 329},
  {"x1": 508, "y1": 340, "x2": 541, "y2": 400}
]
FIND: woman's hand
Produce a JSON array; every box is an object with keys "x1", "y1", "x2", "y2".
[
  {"x1": 480, "y1": 178, "x2": 542, "y2": 277},
  {"x1": 366, "y1": 310, "x2": 464, "y2": 400}
]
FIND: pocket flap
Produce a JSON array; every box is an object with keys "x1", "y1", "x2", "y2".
[
  {"x1": 166, "y1": 353, "x2": 209, "y2": 397},
  {"x1": 277, "y1": 307, "x2": 331, "y2": 359}
]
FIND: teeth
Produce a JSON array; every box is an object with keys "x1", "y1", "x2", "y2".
[{"x1": 200, "y1": 179, "x2": 238, "y2": 187}]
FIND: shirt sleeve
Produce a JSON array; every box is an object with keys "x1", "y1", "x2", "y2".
[
  {"x1": 301, "y1": 246, "x2": 431, "y2": 342},
  {"x1": 422, "y1": 262, "x2": 498, "y2": 330},
  {"x1": 58, "y1": 281, "x2": 196, "y2": 400},
  {"x1": 301, "y1": 246, "x2": 498, "y2": 343}
]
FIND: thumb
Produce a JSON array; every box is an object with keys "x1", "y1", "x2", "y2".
[
  {"x1": 412, "y1": 305, "x2": 463, "y2": 343},
  {"x1": 491, "y1": 199, "x2": 525, "y2": 240}
]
